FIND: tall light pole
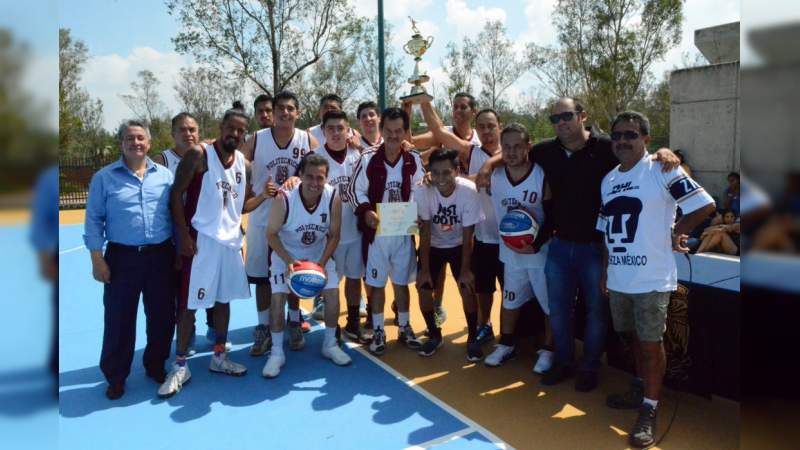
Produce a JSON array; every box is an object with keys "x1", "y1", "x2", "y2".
[{"x1": 377, "y1": 0, "x2": 386, "y2": 111}]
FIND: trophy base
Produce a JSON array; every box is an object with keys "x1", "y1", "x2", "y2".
[{"x1": 399, "y1": 91, "x2": 433, "y2": 104}]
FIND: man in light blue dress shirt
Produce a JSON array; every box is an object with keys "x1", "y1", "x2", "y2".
[{"x1": 84, "y1": 120, "x2": 176, "y2": 400}]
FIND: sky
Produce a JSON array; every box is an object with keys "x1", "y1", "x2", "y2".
[{"x1": 54, "y1": 0, "x2": 744, "y2": 131}]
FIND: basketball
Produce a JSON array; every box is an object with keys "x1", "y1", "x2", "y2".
[
  {"x1": 288, "y1": 261, "x2": 327, "y2": 298},
  {"x1": 499, "y1": 209, "x2": 539, "y2": 250}
]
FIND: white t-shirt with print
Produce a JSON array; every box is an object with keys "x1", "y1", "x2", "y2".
[
  {"x1": 597, "y1": 154, "x2": 715, "y2": 294},
  {"x1": 418, "y1": 177, "x2": 484, "y2": 249}
]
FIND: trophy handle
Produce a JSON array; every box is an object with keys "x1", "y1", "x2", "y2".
[
  {"x1": 402, "y1": 42, "x2": 412, "y2": 56},
  {"x1": 425, "y1": 36, "x2": 434, "y2": 49}
]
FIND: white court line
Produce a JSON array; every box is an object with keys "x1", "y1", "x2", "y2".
[
  {"x1": 405, "y1": 427, "x2": 477, "y2": 449},
  {"x1": 59, "y1": 245, "x2": 85, "y2": 255},
  {"x1": 344, "y1": 341, "x2": 514, "y2": 450}
]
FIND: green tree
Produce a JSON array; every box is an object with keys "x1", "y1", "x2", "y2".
[
  {"x1": 120, "y1": 69, "x2": 166, "y2": 124},
  {"x1": 475, "y1": 21, "x2": 526, "y2": 111},
  {"x1": 441, "y1": 38, "x2": 477, "y2": 99},
  {"x1": 553, "y1": 0, "x2": 683, "y2": 128},
  {"x1": 59, "y1": 28, "x2": 105, "y2": 156},
  {"x1": 353, "y1": 18, "x2": 403, "y2": 106},
  {"x1": 167, "y1": 0, "x2": 359, "y2": 95},
  {"x1": 173, "y1": 66, "x2": 243, "y2": 138}
]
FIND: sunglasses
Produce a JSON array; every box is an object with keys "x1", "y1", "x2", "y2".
[
  {"x1": 549, "y1": 111, "x2": 579, "y2": 124},
  {"x1": 610, "y1": 130, "x2": 642, "y2": 141}
]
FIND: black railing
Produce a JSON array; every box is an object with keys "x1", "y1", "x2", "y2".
[{"x1": 59, "y1": 154, "x2": 117, "y2": 209}]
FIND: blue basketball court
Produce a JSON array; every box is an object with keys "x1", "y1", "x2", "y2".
[{"x1": 58, "y1": 223, "x2": 512, "y2": 450}]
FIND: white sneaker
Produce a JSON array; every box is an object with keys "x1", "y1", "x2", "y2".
[
  {"x1": 262, "y1": 353, "x2": 286, "y2": 378},
  {"x1": 321, "y1": 345, "x2": 352, "y2": 366},
  {"x1": 533, "y1": 349, "x2": 554, "y2": 374},
  {"x1": 209, "y1": 353, "x2": 247, "y2": 376},
  {"x1": 157, "y1": 364, "x2": 191, "y2": 398},
  {"x1": 484, "y1": 344, "x2": 516, "y2": 367}
]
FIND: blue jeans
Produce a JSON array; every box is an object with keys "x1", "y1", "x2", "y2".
[{"x1": 545, "y1": 238, "x2": 608, "y2": 372}]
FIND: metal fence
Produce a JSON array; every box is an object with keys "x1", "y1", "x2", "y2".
[{"x1": 59, "y1": 155, "x2": 117, "y2": 209}]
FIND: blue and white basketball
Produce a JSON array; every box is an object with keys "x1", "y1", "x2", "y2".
[
  {"x1": 499, "y1": 209, "x2": 539, "y2": 250},
  {"x1": 288, "y1": 261, "x2": 327, "y2": 298}
]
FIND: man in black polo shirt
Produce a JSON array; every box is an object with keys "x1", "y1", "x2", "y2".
[{"x1": 478, "y1": 97, "x2": 678, "y2": 392}]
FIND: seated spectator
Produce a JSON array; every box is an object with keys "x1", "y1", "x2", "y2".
[
  {"x1": 722, "y1": 172, "x2": 740, "y2": 217},
  {"x1": 696, "y1": 209, "x2": 740, "y2": 255}
]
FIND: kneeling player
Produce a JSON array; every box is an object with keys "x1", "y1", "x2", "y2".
[
  {"x1": 262, "y1": 154, "x2": 351, "y2": 378},
  {"x1": 416, "y1": 149, "x2": 484, "y2": 359},
  {"x1": 486, "y1": 124, "x2": 554, "y2": 373}
]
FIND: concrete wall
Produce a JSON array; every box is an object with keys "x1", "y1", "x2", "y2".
[{"x1": 670, "y1": 62, "x2": 740, "y2": 200}]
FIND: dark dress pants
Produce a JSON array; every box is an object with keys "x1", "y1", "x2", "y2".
[{"x1": 99, "y1": 241, "x2": 176, "y2": 385}]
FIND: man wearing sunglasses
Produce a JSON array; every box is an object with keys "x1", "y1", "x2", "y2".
[
  {"x1": 476, "y1": 97, "x2": 679, "y2": 392},
  {"x1": 598, "y1": 111, "x2": 715, "y2": 447}
]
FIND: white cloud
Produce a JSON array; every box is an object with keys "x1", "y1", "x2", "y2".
[
  {"x1": 83, "y1": 47, "x2": 191, "y2": 130},
  {"x1": 445, "y1": 0, "x2": 506, "y2": 38},
  {"x1": 519, "y1": 0, "x2": 558, "y2": 46}
]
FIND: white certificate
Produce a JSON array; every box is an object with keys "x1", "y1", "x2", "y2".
[{"x1": 376, "y1": 202, "x2": 418, "y2": 236}]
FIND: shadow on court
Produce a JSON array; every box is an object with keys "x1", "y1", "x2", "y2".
[{"x1": 59, "y1": 325, "x2": 466, "y2": 447}]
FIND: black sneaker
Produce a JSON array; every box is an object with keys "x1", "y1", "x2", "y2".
[
  {"x1": 541, "y1": 364, "x2": 575, "y2": 385},
  {"x1": 575, "y1": 370, "x2": 599, "y2": 392},
  {"x1": 418, "y1": 336, "x2": 443, "y2": 357},
  {"x1": 344, "y1": 323, "x2": 372, "y2": 344},
  {"x1": 607, "y1": 379, "x2": 644, "y2": 409},
  {"x1": 466, "y1": 340, "x2": 483, "y2": 362},
  {"x1": 629, "y1": 403, "x2": 657, "y2": 448}
]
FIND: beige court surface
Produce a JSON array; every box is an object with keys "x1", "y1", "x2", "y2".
[{"x1": 61, "y1": 210, "x2": 739, "y2": 450}]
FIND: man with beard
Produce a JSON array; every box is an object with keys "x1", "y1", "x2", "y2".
[
  {"x1": 157, "y1": 105, "x2": 254, "y2": 398},
  {"x1": 154, "y1": 112, "x2": 227, "y2": 354}
]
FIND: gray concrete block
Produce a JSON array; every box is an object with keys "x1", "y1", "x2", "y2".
[
  {"x1": 670, "y1": 99, "x2": 738, "y2": 172},
  {"x1": 670, "y1": 63, "x2": 739, "y2": 103},
  {"x1": 695, "y1": 22, "x2": 740, "y2": 64}
]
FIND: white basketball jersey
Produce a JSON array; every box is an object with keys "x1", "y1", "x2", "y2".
[
  {"x1": 491, "y1": 163, "x2": 548, "y2": 268},
  {"x1": 312, "y1": 145, "x2": 362, "y2": 244},
  {"x1": 190, "y1": 144, "x2": 247, "y2": 248},
  {"x1": 597, "y1": 154, "x2": 714, "y2": 294},
  {"x1": 161, "y1": 149, "x2": 182, "y2": 176},
  {"x1": 250, "y1": 128, "x2": 312, "y2": 225},
  {"x1": 467, "y1": 145, "x2": 500, "y2": 244},
  {"x1": 418, "y1": 177, "x2": 484, "y2": 249},
  {"x1": 278, "y1": 183, "x2": 336, "y2": 262}
]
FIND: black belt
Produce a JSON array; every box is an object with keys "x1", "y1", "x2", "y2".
[{"x1": 107, "y1": 239, "x2": 173, "y2": 253}]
